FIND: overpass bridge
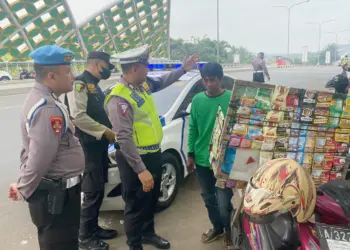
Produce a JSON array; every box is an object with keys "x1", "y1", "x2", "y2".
[{"x1": 0, "y1": 0, "x2": 170, "y2": 61}]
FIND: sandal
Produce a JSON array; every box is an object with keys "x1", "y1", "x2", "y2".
[
  {"x1": 223, "y1": 231, "x2": 234, "y2": 249},
  {"x1": 201, "y1": 229, "x2": 224, "y2": 243}
]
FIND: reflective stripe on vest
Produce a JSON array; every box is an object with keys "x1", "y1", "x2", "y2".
[{"x1": 105, "y1": 83, "x2": 163, "y2": 153}]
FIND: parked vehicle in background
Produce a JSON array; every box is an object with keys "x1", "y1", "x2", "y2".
[
  {"x1": 19, "y1": 69, "x2": 35, "y2": 80},
  {"x1": 0, "y1": 71, "x2": 12, "y2": 81}
]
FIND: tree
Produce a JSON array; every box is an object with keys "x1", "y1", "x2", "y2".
[{"x1": 170, "y1": 37, "x2": 254, "y2": 64}]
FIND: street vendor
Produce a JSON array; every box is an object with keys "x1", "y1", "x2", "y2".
[{"x1": 187, "y1": 62, "x2": 234, "y2": 248}]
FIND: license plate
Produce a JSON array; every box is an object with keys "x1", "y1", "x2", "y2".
[{"x1": 316, "y1": 223, "x2": 350, "y2": 249}]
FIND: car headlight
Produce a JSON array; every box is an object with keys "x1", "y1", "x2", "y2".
[{"x1": 108, "y1": 144, "x2": 117, "y2": 165}]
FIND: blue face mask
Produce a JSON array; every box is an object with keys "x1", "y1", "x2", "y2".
[{"x1": 100, "y1": 67, "x2": 111, "y2": 80}]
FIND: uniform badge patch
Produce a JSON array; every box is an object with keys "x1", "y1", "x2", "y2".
[
  {"x1": 142, "y1": 82, "x2": 150, "y2": 91},
  {"x1": 50, "y1": 116, "x2": 63, "y2": 135},
  {"x1": 75, "y1": 82, "x2": 85, "y2": 92},
  {"x1": 118, "y1": 102, "x2": 129, "y2": 116},
  {"x1": 87, "y1": 83, "x2": 97, "y2": 93}
]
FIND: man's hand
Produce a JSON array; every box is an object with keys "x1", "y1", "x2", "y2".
[
  {"x1": 8, "y1": 183, "x2": 22, "y2": 201},
  {"x1": 267, "y1": 76, "x2": 271, "y2": 81},
  {"x1": 104, "y1": 128, "x2": 116, "y2": 143},
  {"x1": 182, "y1": 54, "x2": 200, "y2": 72},
  {"x1": 187, "y1": 156, "x2": 195, "y2": 174},
  {"x1": 138, "y1": 170, "x2": 154, "y2": 192}
]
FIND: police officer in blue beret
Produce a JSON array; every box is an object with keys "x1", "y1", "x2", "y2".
[{"x1": 8, "y1": 45, "x2": 85, "y2": 249}]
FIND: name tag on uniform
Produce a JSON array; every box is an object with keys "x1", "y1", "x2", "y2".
[
  {"x1": 142, "y1": 82, "x2": 152, "y2": 95},
  {"x1": 130, "y1": 92, "x2": 145, "y2": 107}
]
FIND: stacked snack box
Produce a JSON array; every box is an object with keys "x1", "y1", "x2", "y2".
[{"x1": 210, "y1": 80, "x2": 350, "y2": 186}]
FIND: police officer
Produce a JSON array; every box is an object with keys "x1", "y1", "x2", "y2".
[
  {"x1": 66, "y1": 51, "x2": 117, "y2": 249},
  {"x1": 252, "y1": 52, "x2": 270, "y2": 83},
  {"x1": 104, "y1": 44, "x2": 198, "y2": 250},
  {"x1": 8, "y1": 45, "x2": 85, "y2": 249}
]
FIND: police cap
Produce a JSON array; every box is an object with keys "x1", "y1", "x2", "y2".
[
  {"x1": 29, "y1": 45, "x2": 75, "y2": 65},
  {"x1": 112, "y1": 44, "x2": 149, "y2": 65},
  {"x1": 87, "y1": 51, "x2": 115, "y2": 70}
]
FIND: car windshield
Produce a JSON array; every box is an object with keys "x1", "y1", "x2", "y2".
[{"x1": 152, "y1": 71, "x2": 198, "y2": 116}]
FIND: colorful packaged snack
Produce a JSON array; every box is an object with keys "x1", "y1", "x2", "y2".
[
  {"x1": 331, "y1": 165, "x2": 344, "y2": 172},
  {"x1": 251, "y1": 140, "x2": 263, "y2": 150},
  {"x1": 313, "y1": 153, "x2": 325, "y2": 169},
  {"x1": 275, "y1": 137, "x2": 289, "y2": 151},
  {"x1": 314, "y1": 107, "x2": 329, "y2": 125},
  {"x1": 240, "y1": 97, "x2": 256, "y2": 108},
  {"x1": 247, "y1": 126, "x2": 264, "y2": 141},
  {"x1": 256, "y1": 99, "x2": 271, "y2": 111},
  {"x1": 300, "y1": 105, "x2": 315, "y2": 123},
  {"x1": 261, "y1": 137, "x2": 277, "y2": 151},
  {"x1": 335, "y1": 128, "x2": 350, "y2": 143},
  {"x1": 330, "y1": 171, "x2": 344, "y2": 181},
  {"x1": 240, "y1": 139, "x2": 252, "y2": 148},
  {"x1": 302, "y1": 89, "x2": 317, "y2": 104},
  {"x1": 249, "y1": 108, "x2": 266, "y2": 125},
  {"x1": 302, "y1": 153, "x2": 313, "y2": 171},
  {"x1": 277, "y1": 126, "x2": 291, "y2": 137},
  {"x1": 263, "y1": 127, "x2": 277, "y2": 137},
  {"x1": 234, "y1": 85, "x2": 246, "y2": 97},
  {"x1": 232, "y1": 124, "x2": 248, "y2": 136},
  {"x1": 300, "y1": 125, "x2": 309, "y2": 137},
  {"x1": 244, "y1": 87, "x2": 258, "y2": 98},
  {"x1": 316, "y1": 92, "x2": 333, "y2": 108},
  {"x1": 286, "y1": 152, "x2": 297, "y2": 160},
  {"x1": 291, "y1": 123, "x2": 301, "y2": 137},
  {"x1": 321, "y1": 171, "x2": 330, "y2": 184},
  {"x1": 305, "y1": 137, "x2": 315, "y2": 152},
  {"x1": 271, "y1": 86, "x2": 290, "y2": 109},
  {"x1": 237, "y1": 106, "x2": 252, "y2": 115},
  {"x1": 274, "y1": 152, "x2": 287, "y2": 159},
  {"x1": 312, "y1": 170, "x2": 322, "y2": 185},
  {"x1": 266, "y1": 111, "x2": 284, "y2": 122},
  {"x1": 286, "y1": 93, "x2": 300, "y2": 110},
  {"x1": 256, "y1": 88, "x2": 273, "y2": 99},
  {"x1": 260, "y1": 152, "x2": 273, "y2": 166},
  {"x1": 228, "y1": 134, "x2": 242, "y2": 148},
  {"x1": 323, "y1": 154, "x2": 334, "y2": 171},
  {"x1": 288, "y1": 138, "x2": 298, "y2": 152},
  {"x1": 324, "y1": 136, "x2": 336, "y2": 153},
  {"x1": 333, "y1": 156, "x2": 346, "y2": 167},
  {"x1": 315, "y1": 137, "x2": 326, "y2": 153},
  {"x1": 298, "y1": 137, "x2": 306, "y2": 152},
  {"x1": 335, "y1": 142, "x2": 349, "y2": 152},
  {"x1": 296, "y1": 152, "x2": 304, "y2": 164}
]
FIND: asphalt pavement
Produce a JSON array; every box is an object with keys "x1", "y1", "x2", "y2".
[{"x1": 0, "y1": 66, "x2": 341, "y2": 250}]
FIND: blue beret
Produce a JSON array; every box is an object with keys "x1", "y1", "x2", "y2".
[{"x1": 29, "y1": 45, "x2": 75, "y2": 66}]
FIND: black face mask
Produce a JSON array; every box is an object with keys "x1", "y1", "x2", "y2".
[{"x1": 99, "y1": 67, "x2": 111, "y2": 80}]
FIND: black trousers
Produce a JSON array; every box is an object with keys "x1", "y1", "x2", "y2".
[
  {"x1": 115, "y1": 150, "x2": 162, "y2": 248},
  {"x1": 80, "y1": 147, "x2": 109, "y2": 237},
  {"x1": 29, "y1": 184, "x2": 81, "y2": 250},
  {"x1": 253, "y1": 72, "x2": 265, "y2": 83}
]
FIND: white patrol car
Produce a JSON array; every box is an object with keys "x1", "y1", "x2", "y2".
[
  {"x1": 0, "y1": 71, "x2": 12, "y2": 81},
  {"x1": 100, "y1": 64, "x2": 235, "y2": 211}
]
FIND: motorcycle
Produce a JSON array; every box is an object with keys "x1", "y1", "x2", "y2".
[
  {"x1": 19, "y1": 69, "x2": 35, "y2": 80},
  {"x1": 232, "y1": 179, "x2": 350, "y2": 250}
]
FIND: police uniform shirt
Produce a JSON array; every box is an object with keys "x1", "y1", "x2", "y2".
[
  {"x1": 252, "y1": 57, "x2": 270, "y2": 77},
  {"x1": 17, "y1": 45, "x2": 85, "y2": 199},
  {"x1": 66, "y1": 71, "x2": 107, "y2": 139},
  {"x1": 104, "y1": 68, "x2": 185, "y2": 174}
]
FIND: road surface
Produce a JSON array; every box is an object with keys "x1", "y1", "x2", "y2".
[{"x1": 0, "y1": 66, "x2": 340, "y2": 249}]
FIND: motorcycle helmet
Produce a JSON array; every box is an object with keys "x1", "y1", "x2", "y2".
[{"x1": 243, "y1": 158, "x2": 316, "y2": 223}]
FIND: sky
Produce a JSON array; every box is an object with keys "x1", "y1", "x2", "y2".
[{"x1": 68, "y1": 0, "x2": 350, "y2": 54}]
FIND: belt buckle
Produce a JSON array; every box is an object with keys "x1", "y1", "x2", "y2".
[{"x1": 65, "y1": 176, "x2": 80, "y2": 189}]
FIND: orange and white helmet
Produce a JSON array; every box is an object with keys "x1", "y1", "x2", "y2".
[{"x1": 243, "y1": 158, "x2": 316, "y2": 223}]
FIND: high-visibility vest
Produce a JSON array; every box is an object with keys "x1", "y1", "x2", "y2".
[
  {"x1": 342, "y1": 57, "x2": 348, "y2": 65},
  {"x1": 105, "y1": 82, "x2": 163, "y2": 153}
]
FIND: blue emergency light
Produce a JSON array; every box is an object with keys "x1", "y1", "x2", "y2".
[{"x1": 148, "y1": 62, "x2": 206, "y2": 71}]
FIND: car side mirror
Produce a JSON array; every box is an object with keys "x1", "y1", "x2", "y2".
[{"x1": 186, "y1": 102, "x2": 192, "y2": 114}]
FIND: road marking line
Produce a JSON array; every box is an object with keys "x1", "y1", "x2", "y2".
[
  {"x1": 0, "y1": 93, "x2": 27, "y2": 99},
  {"x1": 0, "y1": 105, "x2": 22, "y2": 110}
]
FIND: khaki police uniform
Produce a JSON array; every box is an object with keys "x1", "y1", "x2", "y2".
[
  {"x1": 65, "y1": 51, "x2": 117, "y2": 248},
  {"x1": 104, "y1": 45, "x2": 186, "y2": 250},
  {"x1": 252, "y1": 55, "x2": 270, "y2": 83},
  {"x1": 17, "y1": 45, "x2": 85, "y2": 249}
]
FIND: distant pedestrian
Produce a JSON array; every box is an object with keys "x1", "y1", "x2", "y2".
[{"x1": 252, "y1": 52, "x2": 270, "y2": 83}]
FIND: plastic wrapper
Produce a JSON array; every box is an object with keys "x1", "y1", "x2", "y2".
[
  {"x1": 316, "y1": 92, "x2": 333, "y2": 108},
  {"x1": 323, "y1": 154, "x2": 334, "y2": 171},
  {"x1": 232, "y1": 124, "x2": 248, "y2": 136},
  {"x1": 321, "y1": 171, "x2": 330, "y2": 184},
  {"x1": 291, "y1": 123, "x2": 300, "y2": 137},
  {"x1": 251, "y1": 140, "x2": 262, "y2": 150},
  {"x1": 274, "y1": 152, "x2": 287, "y2": 159},
  {"x1": 335, "y1": 142, "x2": 349, "y2": 152},
  {"x1": 314, "y1": 107, "x2": 329, "y2": 125},
  {"x1": 261, "y1": 137, "x2": 276, "y2": 151},
  {"x1": 305, "y1": 137, "x2": 315, "y2": 152},
  {"x1": 247, "y1": 126, "x2": 264, "y2": 141},
  {"x1": 275, "y1": 137, "x2": 288, "y2": 151},
  {"x1": 288, "y1": 137, "x2": 298, "y2": 151},
  {"x1": 335, "y1": 129, "x2": 350, "y2": 143},
  {"x1": 302, "y1": 153, "x2": 313, "y2": 172},
  {"x1": 237, "y1": 106, "x2": 252, "y2": 115},
  {"x1": 266, "y1": 111, "x2": 284, "y2": 122},
  {"x1": 324, "y1": 136, "x2": 336, "y2": 153},
  {"x1": 333, "y1": 155, "x2": 346, "y2": 167},
  {"x1": 271, "y1": 86, "x2": 290, "y2": 110},
  {"x1": 330, "y1": 171, "x2": 344, "y2": 181},
  {"x1": 256, "y1": 99, "x2": 271, "y2": 111},
  {"x1": 302, "y1": 89, "x2": 317, "y2": 104},
  {"x1": 260, "y1": 152, "x2": 273, "y2": 166},
  {"x1": 315, "y1": 137, "x2": 326, "y2": 153},
  {"x1": 263, "y1": 127, "x2": 277, "y2": 137},
  {"x1": 297, "y1": 137, "x2": 306, "y2": 152},
  {"x1": 244, "y1": 87, "x2": 258, "y2": 98},
  {"x1": 249, "y1": 108, "x2": 266, "y2": 125},
  {"x1": 311, "y1": 170, "x2": 323, "y2": 185},
  {"x1": 256, "y1": 88, "x2": 272, "y2": 99},
  {"x1": 313, "y1": 153, "x2": 325, "y2": 169},
  {"x1": 240, "y1": 139, "x2": 252, "y2": 148},
  {"x1": 286, "y1": 93, "x2": 300, "y2": 110},
  {"x1": 300, "y1": 125, "x2": 308, "y2": 137},
  {"x1": 300, "y1": 105, "x2": 314, "y2": 123},
  {"x1": 240, "y1": 97, "x2": 256, "y2": 108},
  {"x1": 296, "y1": 152, "x2": 304, "y2": 164},
  {"x1": 286, "y1": 152, "x2": 297, "y2": 160},
  {"x1": 228, "y1": 134, "x2": 242, "y2": 148},
  {"x1": 277, "y1": 126, "x2": 291, "y2": 137}
]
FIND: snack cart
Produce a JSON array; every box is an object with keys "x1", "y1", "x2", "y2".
[{"x1": 209, "y1": 79, "x2": 350, "y2": 226}]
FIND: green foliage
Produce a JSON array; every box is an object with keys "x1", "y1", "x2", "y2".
[{"x1": 170, "y1": 36, "x2": 254, "y2": 64}]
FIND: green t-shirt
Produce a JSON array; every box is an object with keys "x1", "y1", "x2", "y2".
[{"x1": 188, "y1": 90, "x2": 232, "y2": 167}]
